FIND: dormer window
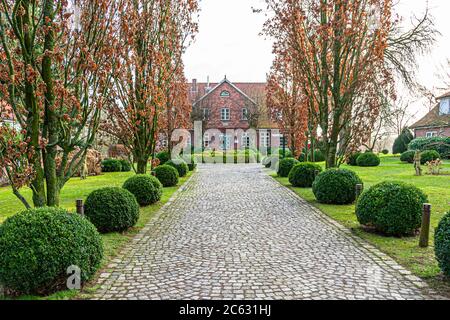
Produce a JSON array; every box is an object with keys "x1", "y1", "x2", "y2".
[
  {"x1": 220, "y1": 91, "x2": 230, "y2": 98},
  {"x1": 439, "y1": 97, "x2": 450, "y2": 115}
]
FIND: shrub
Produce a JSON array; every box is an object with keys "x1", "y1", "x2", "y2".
[
  {"x1": 382, "y1": 149, "x2": 389, "y2": 155},
  {"x1": 409, "y1": 137, "x2": 450, "y2": 158},
  {"x1": 356, "y1": 182, "x2": 428, "y2": 236},
  {"x1": 153, "y1": 165, "x2": 179, "y2": 187},
  {"x1": 435, "y1": 212, "x2": 450, "y2": 276},
  {"x1": 277, "y1": 158, "x2": 300, "y2": 178},
  {"x1": 313, "y1": 169, "x2": 362, "y2": 205},
  {"x1": 310, "y1": 150, "x2": 326, "y2": 162},
  {"x1": 101, "y1": 158, "x2": 122, "y2": 172},
  {"x1": 156, "y1": 151, "x2": 171, "y2": 165},
  {"x1": 347, "y1": 152, "x2": 362, "y2": 166},
  {"x1": 356, "y1": 152, "x2": 380, "y2": 167},
  {"x1": 182, "y1": 155, "x2": 198, "y2": 171},
  {"x1": 393, "y1": 128, "x2": 414, "y2": 154},
  {"x1": 0, "y1": 207, "x2": 103, "y2": 295},
  {"x1": 289, "y1": 163, "x2": 323, "y2": 188},
  {"x1": 166, "y1": 158, "x2": 189, "y2": 177},
  {"x1": 119, "y1": 159, "x2": 132, "y2": 172},
  {"x1": 400, "y1": 150, "x2": 415, "y2": 163},
  {"x1": 85, "y1": 187, "x2": 139, "y2": 233},
  {"x1": 123, "y1": 174, "x2": 163, "y2": 206},
  {"x1": 420, "y1": 150, "x2": 440, "y2": 165}
]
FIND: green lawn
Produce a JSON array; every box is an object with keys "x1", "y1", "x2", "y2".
[
  {"x1": 0, "y1": 170, "x2": 194, "y2": 300},
  {"x1": 272, "y1": 156, "x2": 450, "y2": 281}
]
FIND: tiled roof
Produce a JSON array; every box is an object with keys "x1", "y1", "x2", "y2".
[{"x1": 410, "y1": 104, "x2": 450, "y2": 129}]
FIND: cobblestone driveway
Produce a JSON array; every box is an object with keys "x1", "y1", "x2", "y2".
[{"x1": 94, "y1": 164, "x2": 442, "y2": 300}]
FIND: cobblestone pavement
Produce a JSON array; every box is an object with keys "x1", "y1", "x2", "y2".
[{"x1": 93, "y1": 164, "x2": 443, "y2": 300}]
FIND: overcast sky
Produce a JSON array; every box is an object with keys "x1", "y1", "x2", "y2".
[{"x1": 184, "y1": 0, "x2": 450, "y2": 118}]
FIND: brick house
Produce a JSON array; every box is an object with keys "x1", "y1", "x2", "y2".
[
  {"x1": 410, "y1": 91, "x2": 450, "y2": 138},
  {"x1": 187, "y1": 77, "x2": 283, "y2": 151}
]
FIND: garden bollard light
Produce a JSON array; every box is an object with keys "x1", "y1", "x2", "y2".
[
  {"x1": 76, "y1": 199, "x2": 85, "y2": 216},
  {"x1": 419, "y1": 204, "x2": 432, "y2": 248},
  {"x1": 355, "y1": 184, "x2": 364, "y2": 201}
]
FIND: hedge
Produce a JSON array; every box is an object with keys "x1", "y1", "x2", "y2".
[
  {"x1": 123, "y1": 174, "x2": 163, "y2": 206},
  {"x1": 356, "y1": 152, "x2": 381, "y2": 167},
  {"x1": 277, "y1": 158, "x2": 300, "y2": 178},
  {"x1": 435, "y1": 212, "x2": 450, "y2": 276},
  {"x1": 409, "y1": 137, "x2": 450, "y2": 158},
  {"x1": 153, "y1": 165, "x2": 179, "y2": 187},
  {"x1": 313, "y1": 169, "x2": 362, "y2": 205},
  {"x1": 289, "y1": 163, "x2": 322, "y2": 188},
  {"x1": 101, "y1": 158, "x2": 122, "y2": 172}
]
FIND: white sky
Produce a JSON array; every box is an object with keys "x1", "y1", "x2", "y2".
[{"x1": 184, "y1": 0, "x2": 450, "y2": 119}]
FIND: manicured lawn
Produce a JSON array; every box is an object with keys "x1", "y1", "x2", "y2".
[
  {"x1": 272, "y1": 156, "x2": 450, "y2": 280},
  {"x1": 0, "y1": 170, "x2": 194, "y2": 300}
]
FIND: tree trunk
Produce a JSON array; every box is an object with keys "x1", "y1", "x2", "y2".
[{"x1": 137, "y1": 156, "x2": 149, "y2": 174}]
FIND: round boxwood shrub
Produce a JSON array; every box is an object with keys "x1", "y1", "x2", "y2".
[
  {"x1": 0, "y1": 207, "x2": 103, "y2": 295},
  {"x1": 123, "y1": 174, "x2": 163, "y2": 206},
  {"x1": 277, "y1": 158, "x2": 300, "y2": 178},
  {"x1": 420, "y1": 150, "x2": 440, "y2": 165},
  {"x1": 101, "y1": 158, "x2": 122, "y2": 172},
  {"x1": 289, "y1": 163, "x2": 323, "y2": 188},
  {"x1": 166, "y1": 158, "x2": 189, "y2": 177},
  {"x1": 435, "y1": 212, "x2": 450, "y2": 276},
  {"x1": 356, "y1": 182, "x2": 428, "y2": 236},
  {"x1": 347, "y1": 152, "x2": 362, "y2": 166},
  {"x1": 400, "y1": 150, "x2": 415, "y2": 163},
  {"x1": 119, "y1": 159, "x2": 132, "y2": 172},
  {"x1": 356, "y1": 152, "x2": 380, "y2": 167},
  {"x1": 156, "y1": 151, "x2": 171, "y2": 165},
  {"x1": 85, "y1": 187, "x2": 139, "y2": 233},
  {"x1": 153, "y1": 164, "x2": 179, "y2": 187},
  {"x1": 313, "y1": 169, "x2": 362, "y2": 205},
  {"x1": 382, "y1": 149, "x2": 389, "y2": 155}
]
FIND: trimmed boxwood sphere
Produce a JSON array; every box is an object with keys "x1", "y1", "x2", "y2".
[
  {"x1": 420, "y1": 150, "x2": 440, "y2": 165},
  {"x1": 166, "y1": 159, "x2": 189, "y2": 177},
  {"x1": 153, "y1": 165, "x2": 179, "y2": 187},
  {"x1": 356, "y1": 152, "x2": 380, "y2": 167},
  {"x1": 156, "y1": 151, "x2": 171, "y2": 165},
  {"x1": 356, "y1": 182, "x2": 428, "y2": 236},
  {"x1": 277, "y1": 158, "x2": 300, "y2": 178},
  {"x1": 85, "y1": 187, "x2": 139, "y2": 233},
  {"x1": 101, "y1": 158, "x2": 122, "y2": 172},
  {"x1": 0, "y1": 207, "x2": 103, "y2": 295},
  {"x1": 313, "y1": 169, "x2": 362, "y2": 205},
  {"x1": 123, "y1": 174, "x2": 163, "y2": 206},
  {"x1": 119, "y1": 159, "x2": 132, "y2": 172},
  {"x1": 400, "y1": 150, "x2": 415, "y2": 163},
  {"x1": 435, "y1": 212, "x2": 450, "y2": 276},
  {"x1": 289, "y1": 163, "x2": 323, "y2": 188},
  {"x1": 347, "y1": 152, "x2": 362, "y2": 166}
]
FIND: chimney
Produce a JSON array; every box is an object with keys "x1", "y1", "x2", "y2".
[
  {"x1": 205, "y1": 76, "x2": 211, "y2": 93},
  {"x1": 192, "y1": 79, "x2": 197, "y2": 93}
]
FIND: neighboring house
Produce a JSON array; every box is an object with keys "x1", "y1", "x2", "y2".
[
  {"x1": 187, "y1": 77, "x2": 283, "y2": 151},
  {"x1": 410, "y1": 92, "x2": 450, "y2": 138}
]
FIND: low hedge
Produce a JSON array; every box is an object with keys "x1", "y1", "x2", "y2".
[
  {"x1": 435, "y1": 212, "x2": 450, "y2": 276},
  {"x1": 101, "y1": 158, "x2": 122, "y2": 172},
  {"x1": 0, "y1": 207, "x2": 103, "y2": 295},
  {"x1": 400, "y1": 150, "x2": 415, "y2": 163},
  {"x1": 409, "y1": 137, "x2": 450, "y2": 158},
  {"x1": 313, "y1": 169, "x2": 362, "y2": 205},
  {"x1": 123, "y1": 174, "x2": 163, "y2": 206},
  {"x1": 277, "y1": 158, "x2": 300, "y2": 178},
  {"x1": 166, "y1": 159, "x2": 189, "y2": 177},
  {"x1": 119, "y1": 159, "x2": 132, "y2": 172},
  {"x1": 356, "y1": 182, "x2": 428, "y2": 236},
  {"x1": 289, "y1": 163, "x2": 322, "y2": 188},
  {"x1": 347, "y1": 152, "x2": 362, "y2": 166},
  {"x1": 356, "y1": 152, "x2": 381, "y2": 167},
  {"x1": 85, "y1": 187, "x2": 139, "y2": 233},
  {"x1": 156, "y1": 151, "x2": 171, "y2": 165},
  {"x1": 420, "y1": 150, "x2": 440, "y2": 165},
  {"x1": 153, "y1": 165, "x2": 179, "y2": 187}
]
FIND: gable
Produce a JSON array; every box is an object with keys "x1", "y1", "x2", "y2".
[{"x1": 193, "y1": 79, "x2": 259, "y2": 107}]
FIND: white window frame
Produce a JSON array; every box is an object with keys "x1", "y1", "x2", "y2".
[
  {"x1": 204, "y1": 133, "x2": 210, "y2": 148},
  {"x1": 220, "y1": 134, "x2": 232, "y2": 150},
  {"x1": 260, "y1": 131, "x2": 270, "y2": 148},
  {"x1": 202, "y1": 108, "x2": 210, "y2": 120},
  {"x1": 242, "y1": 108, "x2": 249, "y2": 120},
  {"x1": 426, "y1": 131, "x2": 438, "y2": 138},
  {"x1": 221, "y1": 108, "x2": 230, "y2": 121}
]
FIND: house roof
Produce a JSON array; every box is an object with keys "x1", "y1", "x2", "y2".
[
  {"x1": 410, "y1": 104, "x2": 450, "y2": 129},
  {"x1": 437, "y1": 91, "x2": 450, "y2": 100}
]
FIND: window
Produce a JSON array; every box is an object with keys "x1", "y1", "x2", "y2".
[
  {"x1": 220, "y1": 90, "x2": 230, "y2": 97},
  {"x1": 221, "y1": 108, "x2": 230, "y2": 121},
  {"x1": 242, "y1": 132, "x2": 251, "y2": 148},
  {"x1": 204, "y1": 133, "x2": 210, "y2": 148},
  {"x1": 202, "y1": 108, "x2": 210, "y2": 120},
  {"x1": 260, "y1": 131, "x2": 270, "y2": 148},
  {"x1": 280, "y1": 136, "x2": 287, "y2": 148},
  {"x1": 440, "y1": 98, "x2": 450, "y2": 115},
  {"x1": 426, "y1": 131, "x2": 438, "y2": 138},
  {"x1": 220, "y1": 134, "x2": 232, "y2": 150},
  {"x1": 242, "y1": 108, "x2": 249, "y2": 120}
]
